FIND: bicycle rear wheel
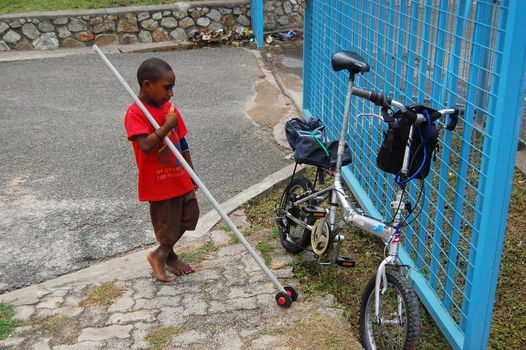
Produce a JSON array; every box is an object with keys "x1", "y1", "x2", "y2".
[
  {"x1": 359, "y1": 270, "x2": 421, "y2": 350},
  {"x1": 276, "y1": 176, "x2": 315, "y2": 253}
]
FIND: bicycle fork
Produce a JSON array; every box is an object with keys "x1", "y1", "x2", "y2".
[{"x1": 374, "y1": 188, "x2": 407, "y2": 323}]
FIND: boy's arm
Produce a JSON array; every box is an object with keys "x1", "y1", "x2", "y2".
[{"x1": 130, "y1": 109, "x2": 178, "y2": 153}]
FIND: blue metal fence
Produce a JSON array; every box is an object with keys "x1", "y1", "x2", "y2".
[
  {"x1": 302, "y1": 1, "x2": 526, "y2": 349},
  {"x1": 250, "y1": 0, "x2": 264, "y2": 48}
]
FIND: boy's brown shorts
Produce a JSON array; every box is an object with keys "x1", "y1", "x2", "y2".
[{"x1": 149, "y1": 190, "x2": 199, "y2": 246}]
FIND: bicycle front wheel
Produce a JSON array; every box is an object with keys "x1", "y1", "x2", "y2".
[{"x1": 359, "y1": 270, "x2": 421, "y2": 350}]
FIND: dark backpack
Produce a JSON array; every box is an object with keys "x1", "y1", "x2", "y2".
[{"x1": 376, "y1": 106, "x2": 439, "y2": 180}]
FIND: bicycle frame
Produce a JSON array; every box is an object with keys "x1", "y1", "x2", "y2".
[{"x1": 287, "y1": 76, "x2": 416, "y2": 321}]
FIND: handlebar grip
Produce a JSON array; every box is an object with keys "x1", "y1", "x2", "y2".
[
  {"x1": 401, "y1": 110, "x2": 418, "y2": 123},
  {"x1": 446, "y1": 108, "x2": 460, "y2": 131},
  {"x1": 370, "y1": 92, "x2": 391, "y2": 109},
  {"x1": 352, "y1": 88, "x2": 391, "y2": 108},
  {"x1": 351, "y1": 87, "x2": 370, "y2": 99}
]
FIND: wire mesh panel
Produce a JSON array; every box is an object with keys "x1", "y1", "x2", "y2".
[
  {"x1": 250, "y1": 0, "x2": 264, "y2": 48},
  {"x1": 302, "y1": 1, "x2": 526, "y2": 349}
]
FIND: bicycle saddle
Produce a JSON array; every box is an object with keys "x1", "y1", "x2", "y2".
[{"x1": 331, "y1": 51, "x2": 370, "y2": 74}]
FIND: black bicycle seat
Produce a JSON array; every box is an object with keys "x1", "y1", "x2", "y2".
[{"x1": 331, "y1": 51, "x2": 370, "y2": 74}]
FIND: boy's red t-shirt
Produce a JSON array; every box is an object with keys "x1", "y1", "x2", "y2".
[{"x1": 124, "y1": 101, "x2": 194, "y2": 202}]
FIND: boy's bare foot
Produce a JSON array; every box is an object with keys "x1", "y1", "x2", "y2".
[
  {"x1": 166, "y1": 252, "x2": 196, "y2": 276},
  {"x1": 147, "y1": 252, "x2": 175, "y2": 282}
]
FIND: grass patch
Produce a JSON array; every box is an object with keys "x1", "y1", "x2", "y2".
[
  {"x1": 487, "y1": 170, "x2": 526, "y2": 349},
  {"x1": 0, "y1": 0, "x2": 191, "y2": 15},
  {"x1": 144, "y1": 325, "x2": 183, "y2": 350},
  {"x1": 178, "y1": 241, "x2": 217, "y2": 264},
  {"x1": 229, "y1": 234, "x2": 240, "y2": 245},
  {"x1": 79, "y1": 281, "x2": 124, "y2": 308},
  {"x1": 270, "y1": 227, "x2": 280, "y2": 239},
  {"x1": 258, "y1": 327, "x2": 282, "y2": 337},
  {"x1": 290, "y1": 259, "x2": 325, "y2": 298},
  {"x1": 0, "y1": 303, "x2": 18, "y2": 340},
  {"x1": 217, "y1": 223, "x2": 232, "y2": 232},
  {"x1": 256, "y1": 241, "x2": 274, "y2": 265},
  {"x1": 243, "y1": 186, "x2": 285, "y2": 230},
  {"x1": 241, "y1": 224, "x2": 263, "y2": 237}
]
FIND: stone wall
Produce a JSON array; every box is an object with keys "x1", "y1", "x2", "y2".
[
  {"x1": 0, "y1": 0, "x2": 304, "y2": 51},
  {"x1": 263, "y1": 0, "x2": 304, "y2": 31}
]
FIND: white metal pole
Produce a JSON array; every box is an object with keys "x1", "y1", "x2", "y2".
[{"x1": 92, "y1": 45, "x2": 286, "y2": 294}]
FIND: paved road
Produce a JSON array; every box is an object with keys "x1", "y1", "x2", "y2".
[{"x1": 0, "y1": 47, "x2": 289, "y2": 293}]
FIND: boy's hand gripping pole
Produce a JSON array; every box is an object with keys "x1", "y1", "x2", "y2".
[{"x1": 92, "y1": 45, "x2": 297, "y2": 308}]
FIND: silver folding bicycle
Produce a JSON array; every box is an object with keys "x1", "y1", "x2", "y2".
[{"x1": 276, "y1": 51, "x2": 461, "y2": 350}]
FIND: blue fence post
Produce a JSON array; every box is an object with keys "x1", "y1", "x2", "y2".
[
  {"x1": 463, "y1": 1, "x2": 526, "y2": 348},
  {"x1": 250, "y1": 0, "x2": 264, "y2": 48}
]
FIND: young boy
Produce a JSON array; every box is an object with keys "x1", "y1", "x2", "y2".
[{"x1": 124, "y1": 58, "x2": 199, "y2": 282}]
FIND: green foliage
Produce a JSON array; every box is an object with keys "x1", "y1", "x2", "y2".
[
  {"x1": 229, "y1": 234, "x2": 240, "y2": 245},
  {"x1": 0, "y1": 303, "x2": 18, "y2": 340},
  {"x1": 178, "y1": 241, "x2": 217, "y2": 263},
  {"x1": 256, "y1": 241, "x2": 273, "y2": 265},
  {"x1": 0, "y1": 0, "x2": 190, "y2": 15},
  {"x1": 218, "y1": 223, "x2": 232, "y2": 232}
]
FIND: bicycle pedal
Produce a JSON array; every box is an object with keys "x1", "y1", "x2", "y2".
[
  {"x1": 305, "y1": 205, "x2": 327, "y2": 219},
  {"x1": 336, "y1": 257, "x2": 356, "y2": 268}
]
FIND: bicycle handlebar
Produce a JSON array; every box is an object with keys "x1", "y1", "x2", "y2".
[
  {"x1": 351, "y1": 87, "x2": 463, "y2": 131},
  {"x1": 352, "y1": 87, "x2": 392, "y2": 109}
]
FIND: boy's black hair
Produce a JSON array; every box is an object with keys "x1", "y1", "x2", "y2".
[{"x1": 137, "y1": 58, "x2": 173, "y2": 87}]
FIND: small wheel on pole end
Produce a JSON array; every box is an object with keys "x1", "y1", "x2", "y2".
[
  {"x1": 275, "y1": 292, "x2": 293, "y2": 308},
  {"x1": 284, "y1": 286, "x2": 299, "y2": 301}
]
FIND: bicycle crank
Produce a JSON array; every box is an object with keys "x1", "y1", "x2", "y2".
[{"x1": 311, "y1": 219, "x2": 331, "y2": 255}]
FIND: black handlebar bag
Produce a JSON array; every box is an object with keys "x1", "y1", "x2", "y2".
[
  {"x1": 285, "y1": 118, "x2": 352, "y2": 168},
  {"x1": 376, "y1": 106, "x2": 439, "y2": 180}
]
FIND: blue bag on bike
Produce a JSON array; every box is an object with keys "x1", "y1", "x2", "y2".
[
  {"x1": 285, "y1": 118, "x2": 326, "y2": 150},
  {"x1": 285, "y1": 118, "x2": 352, "y2": 168}
]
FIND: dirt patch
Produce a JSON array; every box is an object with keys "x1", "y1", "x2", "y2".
[
  {"x1": 145, "y1": 325, "x2": 184, "y2": 350},
  {"x1": 283, "y1": 311, "x2": 359, "y2": 350},
  {"x1": 247, "y1": 77, "x2": 290, "y2": 128},
  {"x1": 80, "y1": 281, "x2": 124, "y2": 308},
  {"x1": 32, "y1": 314, "x2": 81, "y2": 346}
]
